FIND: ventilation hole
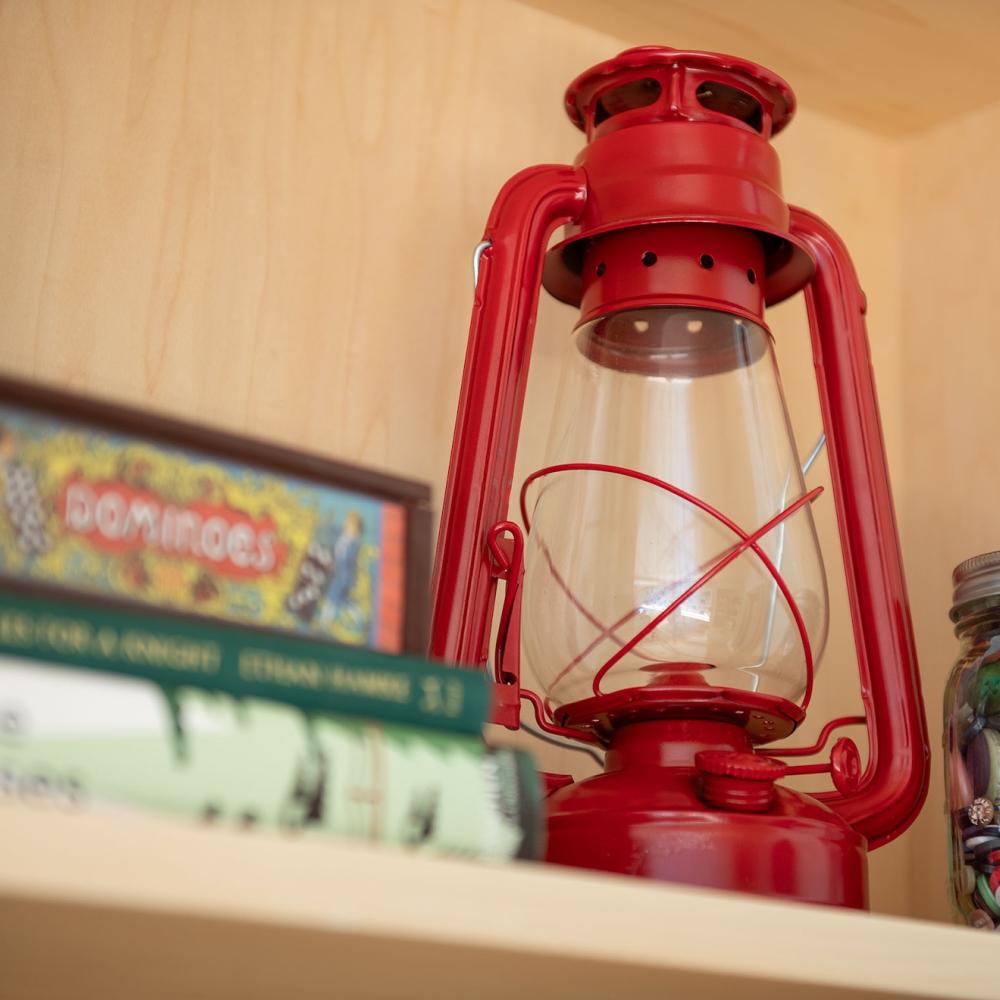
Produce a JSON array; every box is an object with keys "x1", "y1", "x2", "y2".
[
  {"x1": 747, "y1": 268, "x2": 757, "y2": 284},
  {"x1": 699, "y1": 254, "x2": 714, "y2": 269},
  {"x1": 641, "y1": 251, "x2": 657, "y2": 267},
  {"x1": 596, "y1": 261, "x2": 606, "y2": 277},
  {"x1": 695, "y1": 81, "x2": 764, "y2": 133},
  {"x1": 594, "y1": 78, "x2": 662, "y2": 126}
]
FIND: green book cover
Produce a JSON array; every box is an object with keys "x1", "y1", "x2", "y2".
[
  {"x1": 0, "y1": 657, "x2": 543, "y2": 861},
  {"x1": 0, "y1": 586, "x2": 489, "y2": 734}
]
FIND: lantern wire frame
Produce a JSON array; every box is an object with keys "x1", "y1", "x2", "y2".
[
  {"x1": 519, "y1": 467, "x2": 822, "y2": 706},
  {"x1": 505, "y1": 433, "x2": 866, "y2": 771}
]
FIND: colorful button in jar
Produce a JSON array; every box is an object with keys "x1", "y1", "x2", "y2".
[{"x1": 946, "y1": 550, "x2": 1000, "y2": 928}]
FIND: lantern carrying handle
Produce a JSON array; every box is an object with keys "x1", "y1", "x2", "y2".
[
  {"x1": 429, "y1": 165, "x2": 588, "y2": 679},
  {"x1": 790, "y1": 206, "x2": 929, "y2": 848}
]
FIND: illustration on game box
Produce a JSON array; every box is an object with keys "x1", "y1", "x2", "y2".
[{"x1": 0, "y1": 387, "x2": 427, "y2": 654}]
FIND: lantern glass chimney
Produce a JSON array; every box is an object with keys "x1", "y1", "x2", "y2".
[{"x1": 520, "y1": 306, "x2": 828, "y2": 709}]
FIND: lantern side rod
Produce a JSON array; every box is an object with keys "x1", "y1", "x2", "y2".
[
  {"x1": 752, "y1": 431, "x2": 827, "y2": 674},
  {"x1": 790, "y1": 206, "x2": 929, "y2": 848},
  {"x1": 519, "y1": 719, "x2": 605, "y2": 766},
  {"x1": 760, "y1": 714, "x2": 866, "y2": 758},
  {"x1": 802, "y1": 433, "x2": 826, "y2": 476}
]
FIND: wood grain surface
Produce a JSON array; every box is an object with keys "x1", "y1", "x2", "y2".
[
  {"x1": 0, "y1": 806, "x2": 988, "y2": 1000},
  {"x1": 0, "y1": 0, "x2": 925, "y2": 920}
]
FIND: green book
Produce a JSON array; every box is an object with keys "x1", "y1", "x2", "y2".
[
  {"x1": 0, "y1": 586, "x2": 488, "y2": 734},
  {"x1": 0, "y1": 656, "x2": 542, "y2": 860}
]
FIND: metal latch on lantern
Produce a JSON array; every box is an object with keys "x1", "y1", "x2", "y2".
[{"x1": 485, "y1": 520, "x2": 524, "y2": 730}]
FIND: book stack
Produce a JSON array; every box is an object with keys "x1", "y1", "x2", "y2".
[{"x1": 0, "y1": 586, "x2": 542, "y2": 860}]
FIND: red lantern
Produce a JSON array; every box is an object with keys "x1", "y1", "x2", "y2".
[{"x1": 429, "y1": 47, "x2": 929, "y2": 908}]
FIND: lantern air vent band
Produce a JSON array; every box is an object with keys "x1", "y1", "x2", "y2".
[{"x1": 577, "y1": 225, "x2": 770, "y2": 329}]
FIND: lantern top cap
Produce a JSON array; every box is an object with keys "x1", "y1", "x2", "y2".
[{"x1": 564, "y1": 46, "x2": 796, "y2": 137}]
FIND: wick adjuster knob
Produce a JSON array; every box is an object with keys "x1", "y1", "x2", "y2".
[{"x1": 696, "y1": 751, "x2": 788, "y2": 813}]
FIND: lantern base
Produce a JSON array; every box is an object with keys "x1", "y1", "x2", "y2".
[{"x1": 545, "y1": 719, "x2": 868, "y2": 908}]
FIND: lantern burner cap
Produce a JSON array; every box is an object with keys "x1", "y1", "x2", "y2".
[
  {"x1": 564, "y1": 46, "x2": 796, "y2": 139},
  {"x1": 555, "y1": 686, "x2": 803, "y2": 744}
]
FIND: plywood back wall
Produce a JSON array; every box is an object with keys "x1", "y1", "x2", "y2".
[
  {"x1": 1, "y1": 0, "x2": 911, "y2": 915},
  {"x1": 898, "y1": 100, "x2": 1000, "y2": 924},
  {"x1": 0, "y1": 0, "x2": 612, "y2": 490}
]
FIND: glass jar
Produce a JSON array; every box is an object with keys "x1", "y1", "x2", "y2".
[{"x1": 946, "y1": 551, "x2": 1000, "y2": 929}]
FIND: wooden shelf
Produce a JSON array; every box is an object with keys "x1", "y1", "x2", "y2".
[{"x1": 0, "y1": 805, "x2": 985, "y2": 999}]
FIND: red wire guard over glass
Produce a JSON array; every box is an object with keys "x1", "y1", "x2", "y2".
[{"x1": 517, "y1": 462, "x2": 823, "y2": 719}]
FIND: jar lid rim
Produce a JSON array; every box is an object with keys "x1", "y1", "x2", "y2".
[{"x1": 952, "y1": 550, "x2": 1000, "y2": 614}]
